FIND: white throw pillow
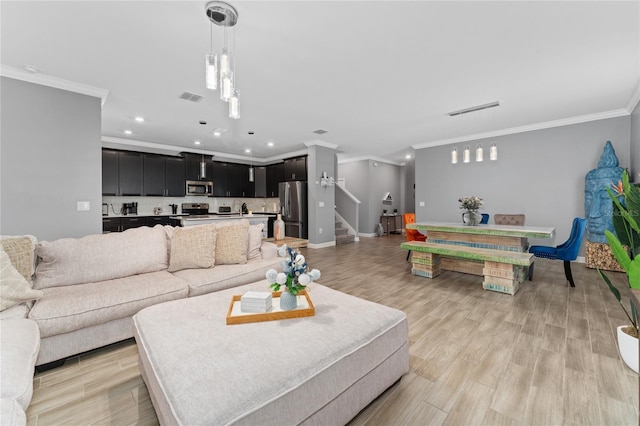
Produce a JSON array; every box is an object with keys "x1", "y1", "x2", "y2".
[
  {"x1": 0, "y1": 247, "x2": 43, "y2": 311},
  {"x1": 168, "y1": 225, "x2": 217, "y2": 272},
  {"x1": 247, "y1": 223, "x2": 264, "y2": 260}
]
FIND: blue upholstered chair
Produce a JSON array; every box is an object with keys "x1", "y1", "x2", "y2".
[
  {"x1": 528, "y1": 217, "x2": 586, "y2": 287},
  {"x1": 480, "y1": 213, "x2": 490, "y2": 224}
]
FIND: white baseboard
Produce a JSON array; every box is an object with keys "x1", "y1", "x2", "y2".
[
  {"x1": 358, "y1": 233, "x2": 376, "y2": 238},
  {"x1": 307, "y1": 240, "x2": 337, "y2": 249},
  {"x1": 576, "y1": 256, "x2": 585, "y2": 264}
]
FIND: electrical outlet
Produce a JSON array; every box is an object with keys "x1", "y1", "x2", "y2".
[
  {"x1": 319, "y1": 201, "x2": 324, "y2": 207},
  {"x1": 419, "y1": 201, "x2": 425, "y2": 207},
  {"x1": 77, "y1": 201, "x2": 90, "y2": 211},
  {"x1": 319, "y1": 228, "x2": 323, "y2": 234}
]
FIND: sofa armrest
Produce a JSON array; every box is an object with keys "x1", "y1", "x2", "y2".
[{"x1": 260, "y1": 242, "x2": 278, "y2": 259}]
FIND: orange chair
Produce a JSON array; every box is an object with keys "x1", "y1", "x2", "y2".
[{"x1": 403, "y1": 213, "x2": 426, "y2": 261}]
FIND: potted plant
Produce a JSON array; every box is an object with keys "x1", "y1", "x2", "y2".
[{"x1": 598, "y1": 170, "x2": 640, "y2": 373}]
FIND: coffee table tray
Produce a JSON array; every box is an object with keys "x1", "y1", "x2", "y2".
[{"x1": 226, "y1": 291, "x2": 315, "y2": 325}]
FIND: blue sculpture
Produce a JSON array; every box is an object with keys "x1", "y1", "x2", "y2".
[{"x1": 584, "y1": 141, "x2": 623, "y2": 243}]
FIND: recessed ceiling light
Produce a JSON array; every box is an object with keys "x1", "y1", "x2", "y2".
[
  {"x1": 245, "y1": 148, "x2": 251, "y2": 154},
  {"x1": 213, "y1": 131, "x2": 221, "y2": 137},
  {"x1": 212, "y1": 128, "x2": 228, "y2": 136},
  {"x1": 134, "y1": 116, "x2": 145, "y2": 122},
  {"x1": 194, "y1": 141, "x2": 201, "y2": 145},
  {"x1": 267, "y1": 141, "x2": 274, "y2": 147},
  {"x1": 124, "y1": 130, "x2": 133, "y2": 135},
  {"x1": 405, "y1": 154, "x2": 412, "y2": 159},
  {"x1": 23, "y1": 64, "x2": 39, "y2": 73}
]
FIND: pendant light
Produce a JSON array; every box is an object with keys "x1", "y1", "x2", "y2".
[
  {"x1": 229, "y1": 89, "x2": 240, "y2": 119},
  {"x1": 451, "y1": 147, "x2": 458, "y2": 164},
  {"x1": 490, "y1": 143, "x2": 498, "y2": 161},
  {"x1": 200, "y1": 152, "x2": 207, "y2": 179},
  {"x1": 463, "y1": 146, "x2": 471, "y2": 163},
  {"x1": 205, "y1": 21, "x2": 217, "y2": 90},
  {"x1": 476, "y1": 144, "x2": 483, "y2": 162}
]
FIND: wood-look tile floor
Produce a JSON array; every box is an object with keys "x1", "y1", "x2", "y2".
[{"x1": 27, "y1": 235, "x2": 638, "y2": 425}]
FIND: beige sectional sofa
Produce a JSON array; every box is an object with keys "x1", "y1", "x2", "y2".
[{"x1": 0, "y1": 220, "x2": 279, "y2": 425}]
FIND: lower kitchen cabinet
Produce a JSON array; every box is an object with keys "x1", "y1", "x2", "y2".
[{"x1": 103, "y1": 216, "x2": 173, "y2": 233}]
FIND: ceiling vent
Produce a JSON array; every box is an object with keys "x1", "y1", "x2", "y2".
[
  {"x1": 448, "y1": 101, "x2": 500, "y2": 117},
  {"x1": 312, "y1": 129, "x2": 328, "y2": 134},
  {"x1": 179, "y1": 92, "x2": 204, "y2": 103}
]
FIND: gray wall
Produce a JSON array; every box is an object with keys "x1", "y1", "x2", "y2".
[
  {"x1": 415, "y1": 116, "x2": 631, "y2": 246},
  {"x1": 1, "y1": 77, "x2": 102, "y2": 240},
  {"x1": 631, "y1": 100, "x2": 640, "y2": 181},
  {"x1": 338, "y1": 160, "x2": 402, "y2": 234},
  {"x1": 306, "y1": 145, "x2": 337, "y2": 245}
]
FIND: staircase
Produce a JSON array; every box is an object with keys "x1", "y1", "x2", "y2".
[{"x1": 335, "y1": 219, "x2": 355, "y2": 245}]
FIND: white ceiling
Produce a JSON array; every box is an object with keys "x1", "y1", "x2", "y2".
[{"x1": 2, "y1": 1, "x2": 639, "y2": 165}]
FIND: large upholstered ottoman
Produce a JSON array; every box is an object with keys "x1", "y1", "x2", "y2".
[{"x1": 133, "y1": 281, "x2": 409, "y2": 425}]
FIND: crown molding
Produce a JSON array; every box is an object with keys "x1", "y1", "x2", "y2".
[
  {"x1": 0, "y1": 65, "x2": 109, "y2": 106},
  {"x1": 304, "y1": 139, "x2": 339, "y2": 150},
  {"x1": 626, "y1": 80, "x2": 640, "y2": 113},
  {"x1": 337, "y1": 155, "x2": 404, "y2": 166},
  {"x1": 412, "y1": 108, "x2": 630, "y2": 150}
]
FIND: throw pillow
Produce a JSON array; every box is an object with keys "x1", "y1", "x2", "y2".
[
  {"x1": 0, "y1": 247, "x2": 43, "y2": 311},
  {"x1": 247, "y1": 223, "x2": 264, "y2": 260},
  {"x1": 216, "y1": 223, "x2": 249, "y2": 265},
  {"x1": 0, "y1": 236, "x2": 35, "y2": 282},
  {"x1": 168, "y1": 225, "x2": 217, "y2": 272}
]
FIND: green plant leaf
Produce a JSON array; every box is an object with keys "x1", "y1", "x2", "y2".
[
  {"x1": 605, "y1": 230, "x2": 632, "y2": 271},
  {"x1": 598, "y1": 268, "x2": 636, "y2": 327},
  {"x1": 629, "y1": 258, "x2": 640, "y2": 290},
  {"x1": 632, "y1": 299, "x2": 639, "y2": 329}
]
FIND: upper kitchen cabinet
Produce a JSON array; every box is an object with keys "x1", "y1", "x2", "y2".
[
  {"x1": 283, "y1": 156, "x2": 307, "y2": 181},
  {"x1": 143, "y1": 154, "x2": 185, "y2": 197},
  {"x1": 266, "y1": 163, "x2": 284, "y2": 197},
  {"x1": 254, "y1": 166, "x2": 267, "y2": 198},
  {"x1": 102, "y1": 149, "x2": 119, "y2": 195},
  {"x1": 213, "y1": 162, "x2": 255, "y2": 197},
  {"x1": 102, "y1": 149, "x2": 143, "y2": 196},
  {"x1": 184, "y1": 153, "x2": 213, "y2": 181}
]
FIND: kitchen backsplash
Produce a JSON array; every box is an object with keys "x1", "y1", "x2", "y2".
[{"x1": 102, "y1": 196, "x2": 280, "y2": 216}]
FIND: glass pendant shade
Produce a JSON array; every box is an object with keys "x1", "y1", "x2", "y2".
[
  {"x1": 200, "y1": 159, "x2": 206, "y2": 179},
  {"x1": 248, "y1": 166, "x2": 254, "y2": 182},
  {"x1": 451, "y1": 147, "x2": 458, "y2": 164},
  {"x1": 476, "y1": 144, "x2": 483, "y2": 162},
  {"x1": 490, "y1": 143, "x2": 498, "y2": 161},
  {"x1": 463, "y1": 146, "x2": 471, "y2": 163},
  {"x1": 219, "y1": 49, "x2": 231, "y2": 76},
  {"x1": 220, "y1": 71, "x2": 233, "y2": 101},
  {"x1": 205, "y1": 54, "x2": 218, "y2": 90},
  {"x1": 229, "y1": 89, "x2": 240, "y2": 119}
]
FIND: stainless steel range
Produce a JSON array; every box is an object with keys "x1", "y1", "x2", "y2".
[{"x1": 181, "y1": 203, "x2": 210, "y2": 217}]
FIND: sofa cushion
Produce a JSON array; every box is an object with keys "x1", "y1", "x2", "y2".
[
  {"x1": 247, "y1": 224, "x2": 264, "y2": 260},
  {"x1": 0, "y1": 399, "x2": 26, "y2": 426},
  {"x1": 0, "y1": 319, "x2": 40, "y2": 410},
  {"x1": 0, "y1": 236, "x2": 36, "y2": 282},
  {"x1": 215, "y1": 223, "x2": 249, "y2": 265},
  {"x1": 173, "y1": 257, "x2": 281, "y2": 297},
  {"x1": 0, "y1": 304, "x2": 29, "y2": 320},
  {"x1": 168, "y1": 225, "x2": 217, "y2": 272},
  {"x1": 0, "y1": 248, "x2": 43, "y2": 311},
  {"x1": 34, "y1": 225, "x2": 168, "y2": 290},
  {"x1": 29, "y1": 271, "x2": 189, "y2": 338}
]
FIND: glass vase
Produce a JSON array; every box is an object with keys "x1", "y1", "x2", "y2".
[
  {"x1": 279, "y1": 288, "x2": 298, "y2": 311},
  {"x1": 462, "y1": 210, "x2": 481, "y2": 226}
]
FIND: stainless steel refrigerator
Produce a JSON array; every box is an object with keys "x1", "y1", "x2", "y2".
[{"x1": 279, "y1": 181, "x2": 307, "y2": 239}]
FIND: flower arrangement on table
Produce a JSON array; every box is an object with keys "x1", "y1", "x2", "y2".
[
  {"x1": 265, "y1": 245, "x2": 321, "y2": 295},
  {"x1": 459, "y1": 196, "x2": 483, "y2": 211}
]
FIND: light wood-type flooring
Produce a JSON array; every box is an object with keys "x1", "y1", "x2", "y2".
[{"x1": 27, "y1": 235, "x2": 638, "y2": 425}]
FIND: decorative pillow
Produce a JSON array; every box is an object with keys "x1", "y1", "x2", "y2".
[
  {"x1": 168, "y1": 225, "x2": 217, "y2": 272},
  {"x1": 0, "y1": 236, "x2": 36, "y2": 282},
  {"x1": 216, "y1": 223, "x2": 249, "y2": 265},
  {"x1": 0, "y1": 248, "x2": 43, "y2": 311},
  {"x1": 247, "y1": 223, "x2": 264, "y2": 260}
]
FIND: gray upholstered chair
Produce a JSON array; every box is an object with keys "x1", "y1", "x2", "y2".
[{"x1": 494, "y1": 214, "x2": 525, "y2": 226}]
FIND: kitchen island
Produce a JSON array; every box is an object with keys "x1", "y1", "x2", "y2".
[{"x1": 179, "y1": 214, "x2": 270, "y2": 238}]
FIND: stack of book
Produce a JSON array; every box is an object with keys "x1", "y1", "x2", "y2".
[{"x1": 240, "y1": 291, "x2": 273, "y2": 313}]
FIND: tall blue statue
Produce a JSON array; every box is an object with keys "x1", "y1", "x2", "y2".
[{"x1": 584, "y1": 141, "x2": 624, "y2": 243}]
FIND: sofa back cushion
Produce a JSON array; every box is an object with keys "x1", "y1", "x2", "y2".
[
  {"x1": 0, "y1": 247, "x2": 43, "y2": 311},
  {"x1": 215, "y1": 223, "x2": 249, "y2": 265},
  {"x1": 34, "y1": 225, "x2": 168, "y2": 289},
  {"x1": 0, "y1": 235, "x2": 37, "y2": 282},
  {"x1": 168, "y1": 225, "x2": 217, "y2": 272},
  {"x1": 247, "y1": 223, "x2": 264, "y2": 260}
]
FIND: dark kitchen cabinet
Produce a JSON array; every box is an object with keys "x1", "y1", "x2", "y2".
[
  {"x1": 254, "y1": 166, "x2": 267, "y2": 198},
  {"x1": 102, "y1": 217, "x2": 121, "y2": 233},
  {"x1": 102, "y1": 150, "x2": 119, "y2": 196},
  {"x1": 143, "y1": 154, "x2": 185, "y2": 197},
  {"x1": 212, "y1": 162, "x2": 254, "y2": 197},
  {"x1": 147, "y1": 216, "x2": 172, "y2": 227},
  {"x1": 102, "y1": 150, "x2": 143, "y2": 196},
  {"x1": 118, "y1": 152, "x2": 144, "y2": 196},
  {"x1": 185, "y1": 153, "x2": 213, "y2": 181},
  {"x1": 266, "y1": 163, "x2": 284, "y2": 197},
  {"x1": 103, "y1": 215, "x2": 173, "y2": 233},
  {"x1": 283, "y1": 156, "x2": 306, "y2": 181},
  {"x1": 120, "y1": 216, "x2": 145, "y2": 231}
]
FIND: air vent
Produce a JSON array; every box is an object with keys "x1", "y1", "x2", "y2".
[
  {"x1": 448, "y1": 101, "x2": 500, "y2": 117},
  {"x1": 179, "y1": 92, "x2": 204, "y2": 103},
  {"x1": 312, "y1": 129, "x2": 328, "y2": 134}
]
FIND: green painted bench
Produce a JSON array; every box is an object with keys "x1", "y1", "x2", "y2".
[{"x1": 400, "y1": 241, "x2": 534, "y2": 295}]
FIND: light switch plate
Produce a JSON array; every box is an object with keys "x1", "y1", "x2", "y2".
[
  {"x1": 77, "y1": 201, "x2": 90, "y2": 211},
  {"x1": 419, "y1": 201, "x2": 425, "y2": 207},
  {"x1": 319, "y1": 201, "x2": 324, "y2": 207}
]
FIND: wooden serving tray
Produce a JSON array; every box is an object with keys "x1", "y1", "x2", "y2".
[{"x1": 226, "y1": 291, "x2": 315, "y2": 325}]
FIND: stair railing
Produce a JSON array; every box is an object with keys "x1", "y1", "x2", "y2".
[{"x1": 335, "y1": 182, "x2": 360, "y2": 241}]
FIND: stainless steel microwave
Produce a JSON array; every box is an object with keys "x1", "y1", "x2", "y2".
[{"x1": 186, "y1": 180, "x2": 213, "y2": 196}]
